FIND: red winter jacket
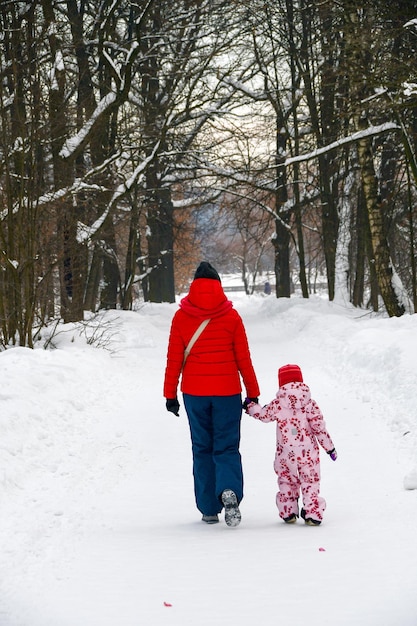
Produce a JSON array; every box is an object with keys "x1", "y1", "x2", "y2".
[{"x1": 163, "y1": 278, "x2": 260, "y2": 398}]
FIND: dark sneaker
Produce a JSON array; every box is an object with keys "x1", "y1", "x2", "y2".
[
  {"x1": 301, "y1": 508, "x2": 321, "y2": 526},
  {"x1": 202, "y1": 514, "x2": 219, "y2": 524},
  {"x1": 221, "y1": 489, "x2": 241, "y2": 527},
  {"x1": 283, "y1": 513, "x2": 297, "y2": 524}
]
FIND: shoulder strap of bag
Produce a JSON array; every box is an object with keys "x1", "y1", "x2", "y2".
[{"x1": 183, "y1": 319, "x2": 211, "y2": 366}]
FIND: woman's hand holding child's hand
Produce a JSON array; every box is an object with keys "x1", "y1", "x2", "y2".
[{"x1": 242, "y1": 397, "x2": 258, "y2": 412}]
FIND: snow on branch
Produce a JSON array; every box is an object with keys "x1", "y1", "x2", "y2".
[
  {"x1": 403, "y1": 82, "x2": 417, "y2": 97},
  {"x1": 284, "y1": 123, "x2": 400, "y2": 167},
  {"x1": 102, "y1": 49, "x2": 122, "y2": 88},
  {"x1": 36, "y1": 181, "x2": 108, "y2": 208},
  {"x1": 172, "y1": 196, "x2": 203, "y2": 209},
  {"x1": 221, "y1": 76, "x2": 267, "y2": 102},
  {"x1": 59, "y1": 35, "x2": 142, "y2": 162},
  {"x1": 0, "y1": 181, "x2": 108, "y2": 221},
  {"x1": 77, "y1": 142, "x2": 161, "y2": 244},
  {"x1": 59, "y1": 92, "x2": 117, "y2": 159}
]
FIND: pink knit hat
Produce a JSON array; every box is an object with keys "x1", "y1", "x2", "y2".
[{"x1": 278, "y1": 364, "x2": 303, "y2": 387}]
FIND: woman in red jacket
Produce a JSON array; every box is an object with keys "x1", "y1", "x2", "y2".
[{"x1": 164, "y1": 262, "x2": 260, "y2": 527}]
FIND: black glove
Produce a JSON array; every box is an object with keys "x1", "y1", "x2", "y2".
[
  {"x1": 242, "y1": 397, "x2": 259, "y2": 411},
  {"x1": 166, "y1": 397, "x2": 180, "y2": 416}
]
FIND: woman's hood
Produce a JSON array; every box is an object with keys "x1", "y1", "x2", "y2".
[{"x1": 180, "y1": 278, "x2": 233, "y2": 318}]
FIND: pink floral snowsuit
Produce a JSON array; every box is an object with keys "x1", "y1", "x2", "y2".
[{"x1": 247, "y1": 382, "x2": 335, "y2": 522}]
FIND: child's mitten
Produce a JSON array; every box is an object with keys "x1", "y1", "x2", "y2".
[{"x1": 327, "y1": 448, "x2": 337, "y2": 461}]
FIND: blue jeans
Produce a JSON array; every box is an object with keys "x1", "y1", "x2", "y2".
[{"x1": 183, "y1": 393, "x2": 243, "y2": 515}]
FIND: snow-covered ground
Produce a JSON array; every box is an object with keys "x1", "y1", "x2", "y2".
[{"x1": 1, "y1": 293, "x2": 417, "y2": 626}]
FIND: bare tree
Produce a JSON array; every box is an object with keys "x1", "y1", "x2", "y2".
[
  {"x1": 0, "y1": 2, "x2": 49, "y2": 345},
  {"x1": 343, "y1": 2, "x2": 406, "y2": 316}
]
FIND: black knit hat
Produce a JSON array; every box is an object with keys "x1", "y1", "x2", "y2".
[{"x1": 194, "y1": 261, "x2": 221, "y2": 281}]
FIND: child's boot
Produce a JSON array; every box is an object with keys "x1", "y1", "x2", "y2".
[{"x1": 301, "y1": 508, "x2": 321, "y2": 526}]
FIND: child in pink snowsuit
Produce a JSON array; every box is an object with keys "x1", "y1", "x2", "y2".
[{"x1": 245, "y1": 364, "x2": 337, "y2": 525}]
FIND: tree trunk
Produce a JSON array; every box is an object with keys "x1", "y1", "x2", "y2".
[
  {"x1": 99, "y1": 215, "x2": 120, "y2": 309},
  {"x1": 407, "y1": 164, "x2": 417, "y2": 312},
  {"x1": 344, "y1": 3, "x2": 405, "y2": 317},
  {"x1": 287, "y1": 0, "x2": 308, "y2": 299},
  {"x1": 146, "y1": 182, "x2": 176, "y2": 303},
  {"x1": 122, "y1": 196, "x2": 141, "y2": 310},
  {"x1": 84, "y1": 247, "x2": 102, "y2": 313},
  {"x1": 299, "y1": 0, "x2": 340, "y2": 301},
  {"x1": 273, "y1": 109, "x2": 291, "y2": 298},
  {"x1": 357, "y1": 130, "x2": 405, "y2": 316},
  {"x1": 43, "y1": 0, "x2": 84, "y2": 322},
  {"x1": 141, "y1": 4, "x2": 175, "y2": 303},
  {"x1": 0, "y1": 2, "x2": 45, "y2": 345},
  {"x1": 334, "y1": 168, "x2": 354, "y2": 304},
  {"x1": 352, "y1": 187, "x2": 366, "y2": 308},
  {"x1": 273, "y1": 217, "x2": 291, "y2": 298}
]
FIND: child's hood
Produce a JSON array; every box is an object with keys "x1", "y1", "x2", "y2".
[{"x1": 276, "y1": 381, "x2": 311, "y2": 411}]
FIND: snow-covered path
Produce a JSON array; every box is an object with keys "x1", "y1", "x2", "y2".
[{"x1": 1, "y1": 296, "x2": 417, "y2": 625}]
